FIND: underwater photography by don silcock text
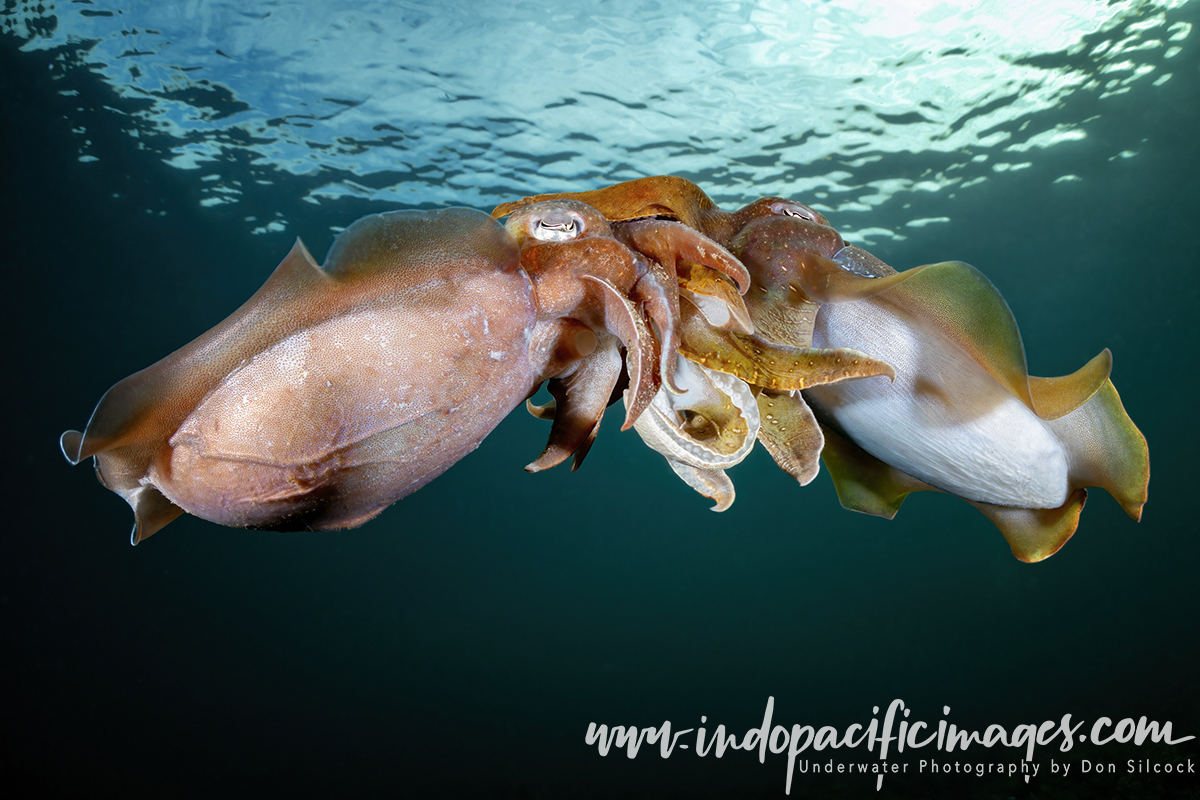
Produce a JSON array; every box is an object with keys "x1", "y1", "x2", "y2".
[{"x1": 3, "y1": 1, "x2": 1198, "y2": 797}]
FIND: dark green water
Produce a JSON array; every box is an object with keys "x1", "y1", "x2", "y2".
[{"x1": 2, "y1": 6, "x2": 1198, "y2": 798}]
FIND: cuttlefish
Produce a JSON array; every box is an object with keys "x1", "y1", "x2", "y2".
[
  {"x1": 805, "y1": 254, "x2": 1148, "y2": 562},
  {"x1": 498, "y1": 176, "x2": 1149, "y2": 560},
  {"x1": 61, "y1": 203, "x2": 749, "y2": 542}
]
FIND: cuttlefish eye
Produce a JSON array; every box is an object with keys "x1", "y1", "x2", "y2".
[
  {"x1": 532, "y1": 210, "x2": 586, "y2": 241},
  {"x1": 770, "y1": 200, "x2": 818, "y2": 222}
]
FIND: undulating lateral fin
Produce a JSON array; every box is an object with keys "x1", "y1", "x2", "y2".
[
  {"x1": 818, "y1": 425, "x2": 937, "y2": 519},
  {"x1": 67, "y1": 238, "x2": 329, "y2": 466},
  {"x1": 324, "y1": 208, "x2": 520, "y2": 279},
  {"x1": 60, "y1": 430, "x2": 84, "y2": 465},
  {"x1": 130, "y1": 486, "x2": 186, "y2": 545},
  {"x1": 666, "y1": 460, "x2": 736, "y2": 512},
  {"x1": 1029, "y1": 349, "x2": 1112, "y2": 421},
  {"x1": 870, "y1": 261, "x2": 1034, "y2": 409},
  {"x1": 969, "y1": 489, "x2": 1087, "y2": 563},
  {"x1": 1045, "y1": 377, "x2": 1149, "y2": 521},
  {"x1": 755, "y1": 392, "x2": 824, "y2": 486}
]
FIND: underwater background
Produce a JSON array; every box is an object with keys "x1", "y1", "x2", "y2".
[{"x1": 3, "y1": 1, "x2": 1198, "y2": 797}]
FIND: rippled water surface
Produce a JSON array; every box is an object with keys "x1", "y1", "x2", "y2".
[{"x1": 7, "y1": 0, "x2": 1192, "y2": 238}]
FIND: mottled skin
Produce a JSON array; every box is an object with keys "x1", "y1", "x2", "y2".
[{"x1": 62, "y1": 203, "x2": 748, "y2": 541}]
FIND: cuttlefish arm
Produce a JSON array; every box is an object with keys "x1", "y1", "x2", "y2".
[
  {"x1": 805, "y1": 260, "x2": 1149, "y2": 561},
  {"x1": 819, "y1": 425, "x2": 1089, "y2": 563},
  {"x1": 502, "y1": 199, "x2": 754, "y2": 437},
  {"x1": 755, "y1": 390, "x2": 826, "y2": 487},
  {"x1": 614, "y1": 218, "x2": 752, "y2": 392},
  {"x1": 522, "y1": 326, "x2": 620, "y2": 473},
  {"x1": 679, "y1": 299, "x2": 896, "y2": 392}
]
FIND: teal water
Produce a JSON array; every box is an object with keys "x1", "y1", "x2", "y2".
[{"x1": 3, "y1": 2, "x2": 1198, "y2": 797}]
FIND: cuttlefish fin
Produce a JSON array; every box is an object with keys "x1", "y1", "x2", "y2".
[
  {"x1": 492, "y1": 175, "x2": 718, "y2": 231},
  {"x1": 581, "y1": 275, "x2": 660, "y2": 429},
  {"x1": 818, "y1": 425, "x2": 937, "y2": 519},
  {"x1": 680, "y1": 301, "x2": 895, "y2": 392},
  {"x1": 63, "y1": 438, "x2": 186, "y2": 543},
  {"x1": 821, "y1": 423, "x2": 1106, "y2": 562},
  {"x1": 1028, "y1": 349, "x2": 1112, "y2": 420},
  {"x1": 666, "y1": 460, "x2": 736, "y2": 512},
  {"x1": 525, "y1": 335, "x2": 623, "y2": 472},
  {"x1": 864, "y1": 260, "x2": 1035, "y2": 408},
  {"x1": 755, "y1": 391, "x2": 824, "y2": 486},
  {"x1": 1042, "y1": 375, "x2": 1149, "y2": 521},
  {"x1": 1028, "y1": 347, "x2": 1148, "y2": 519},
  {"x1": 968, "y1": 490, "x2": 1087, "y2": 563},
  {"x1": 127, "y1": 485, "x2": 186, "y2": 545},
  {"x1": 65, "y1": 239, "x2": 328, "y2": 467}
]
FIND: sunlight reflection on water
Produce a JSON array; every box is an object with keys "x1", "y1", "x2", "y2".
[{"x1": 5, "y1": 0, "x2": 1192, "y2": 240}]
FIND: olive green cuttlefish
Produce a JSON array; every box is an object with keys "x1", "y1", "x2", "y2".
[{"x1": 495, "y1": 176, "x2": 1149, "y2": 561}]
